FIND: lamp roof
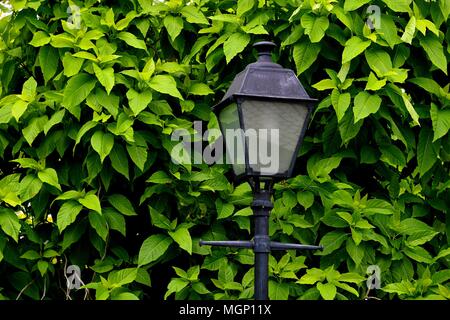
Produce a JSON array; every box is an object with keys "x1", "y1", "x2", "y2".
[{"x1": 219, "y1": 41, "x2": 316, "y2": 103}]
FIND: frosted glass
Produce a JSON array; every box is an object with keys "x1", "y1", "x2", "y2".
[
  {"x1": 219, "y1": 103, "x2": 246, "y2": 176},
  {"x1": 240, "y1": 100, "x2": 308, "y2": 176}
]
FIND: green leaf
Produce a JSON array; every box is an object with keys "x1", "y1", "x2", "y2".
[
  {"x1": 339, "y1": 110, "x2": 363, "y2": 145},
  {"x1": 268, "y1": 280, "x2": 289, "y2": 300},
  {"x1": 169, "y1": 227, "x2": 192, "y2": 254},
  {"x1": 21, "y1": 250, "x2": 41, "y2": 260},
  {"x1": 44, "y1": 109, "x2": 65, "y2": 135},
  {"x1": 290, "y1": 215, "x2": 313, "y2": 228},
  {"x1": 307, "y1": 155, "x2": 343, "y2": 183},
  {"x1": 434, "y1": 248, "x2": 450, "y2": 262},
  {"x1": 37, "y1": 260, "x2": 49, "y2": 276},
  {"x1": 149, "y1": 207, "x2": 172, "y2": 230},
  {"x1": 89, "y1": 212, "x2": 108, "y2": 241},
  {"x1": 135, "y1": 268, "x2": 152, "y2": 287},
  {"x1": 23, "y1": 116, "x2": 48, "y2": 146},
  {"x1": 396, "y1": 218, "x2": 436, "y2": 236},
  {"x1": 164, "y1": 278, "x2": 189, "y2": 299},
  {"x1": 21, "y1": 77, "x2": 37, "y2": 101},
  {"x1": 92, "y1": 64, "x2": 115, "y2": 95},
  {"x1": 223, "y1": 32, "x2": 250, "y2": 64},
  {"x1": 301, "y1": 14, "x2": 329, "y2": 43},
  {"x1": 192, "y1": 282, "x2": 210, "y2": 295},
  {"x1": 138, "y1": 234, "x2": 173, "y2": 266},
  {"x1": 103, "y1": 208, "x2": 125, "y2": 236},
  {"x1": 111, "y1": 291, "x2": 139, "y2": 300},
  {"x1": 409, "y1": 78, "x2": 441, "y2": 96},
  {"x1": 57, "y1": 201, "x2": 83, "y2": 232},
  {"x1": 420, "y1": 35, "x2": 448, "y2": 75},
  {"x1": 108, "y1": 268, "x2": 138, "y2": 286},
  {"x1": 365, "y1": 48, "x2": 392, "y2": 77},
  {"x1": 317, "y1": 282, "x2": 336, "y2": 300},
  {"x1": 164, "y1": 15, "x2": 184, "y2": 42},
  {"x1": 297, "y1": 191, "x2": 314, "y2": 209},
  {"x1": 382, "y1": 0, "x2": 412, "y2": 12},
  {"x1": 62, "y1": 74, "x2": 97, "y2": 117},
  {"x1": 216, "y1": 199, "x2": 235, "y2": 219},
  {"x1": 109, "y1": 144, "x2": 129, "y2": 180},
  {"x1": 344, "y1": 0, "x2": 370, "y2": 11},
  {"x1": 365, "y1": 72, "x2": 387, "y2": 91},
  {"x1": 62, "y1": 53, "x2": 84, "y2": 77},
  {"x1": 319, "y1": 231, "x2": 348, "y2": 255},
  {"x1": 12, "y1": 99, "x2": 28, "y2": 122},
  {"x1": 189, "y1": 83, "x2": 214, "y2": 96},
  {"x1": 55, "y1": 190, "x2": 85, "y2": 202},
  {"x1": 78, "y1": 194, "x2": 102, "y2": 215},
  {"x1": 126, "y1": 89, "x2": 152, "y2": 116},
  {"x1": 331, "y1": 90, "x2": 351, "y2": 122},
  {"x1": 346, "y1": 239, "x2": 364, "y2": 266},
  {"x1": 126, "y1": 143, "x2": 147, "y2": 171},
  {"x1": 282, "y1": 190, "x2": 297, "y2": 209},
  {"x1": 108, "y1": 194, "x2": 137, "y2": 216},
  {"x1": 148, "y1": 75, "x2": 183, "y2": 100},
  {"x1": 147, "y1": 171, "x2": 172, "y2": 184},
  {"x1": 353, "y1": 92, "x2": 382, "y2": 123},
  {"x1": 180, "y1": 6, "x2": 209, "y2": 25},
  {"x1": 293, "y1": 42, "x2": 321, "y2": 75},
  {"x1": 39, "y1": 46, "x2": 59, "y2": 83},
  {"x1": 342, "y1": 37, "x2": 371, "y2": 64},
  {"x1": 334, "y1": 281, "x2": 359, "y2": 297},
  {"x1": 150, "y1": 100, "x2": 173, "y2": 116},
  {"x1": 117, "y1": 32, "x2": 147, "y2": 50},
  {"x1": 298, "y1": 268, "x2": 325, "y2": 285},
  {"x1": 379, "y1": 15, "x2": 401, "y2": 48},
  {"x1": 38, "y1": 168, "x2": 61, "y2": 191},
  {"x1": 401, "y1": 17, "x2": 416, "y2": 44},
  {"x1": 0, "y1": 208, "x2": 21, "y2": 242},
  {"x1": 401, "y1": 92, "x2": 420, "y2": 126},
  {"x1": 237, "y1": 0, "x2": 255, "y2": 16},
  {"x1": 382, "y1": 281, "x2": 411, "y2": 295},
  {"x1": 74, "y1": 121, "x2": 98, "y2": 147},
  {"x1": 404, "y1": 246, "x2": 433, "y2": 263},
  {"x1": 417, "y1": 127, "x2": 438, "y2": 176},
  {"x1": 91, "y1": 131, "x2": 115, "y2": 163},
  {"x1": 11, "y1": 158, "x2": 41, "y2": 170},
  {"x1": 430, "y1": 104, "x2": 450, "y2": 142},
  {"x1": 380, "y1": 144, "x2": 406, "y2": 168},
  {"x1": 338, "y1": 273, "x2": 365, "y2": 283},
  {"x1": 312, "y1": 79, "x2": 336, "y2": 91},
  {"x1": 19, "y1": 175, "x2": 42, "y2": 202},
  {"x1": 234, "y1": 207, "x2": 252, "y2": 217},
  {"x1": 29, "y1": 31, "x2": 51, "y2": 47}
]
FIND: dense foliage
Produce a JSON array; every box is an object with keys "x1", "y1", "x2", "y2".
[{"x1": 0, "y1": 0, "x2": 449, "y2": 300}]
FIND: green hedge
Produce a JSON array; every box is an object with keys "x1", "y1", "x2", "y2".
[{"x1": 0, "y1": 0, "x2": 449, "y2": 300}]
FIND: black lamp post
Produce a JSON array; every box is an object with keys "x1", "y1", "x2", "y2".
[{"x1": 200, "y1": 41, "x2": 322, "y2": 300}]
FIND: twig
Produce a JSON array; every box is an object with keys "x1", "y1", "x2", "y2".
[
  {"x1": 16, "y1": 280, "x2": 35, "y2": 300},
  {"x1": 40, "y1": 277, "x2": 47, "y2": 300}
]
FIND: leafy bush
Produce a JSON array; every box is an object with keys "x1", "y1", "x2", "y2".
[{"x1": 0, "y1": 0, "x2": 449, "y2": 300}]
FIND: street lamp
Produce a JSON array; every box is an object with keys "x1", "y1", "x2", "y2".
[{"x1": 200, "y1": 41, "x2": 323, "y2": 300}]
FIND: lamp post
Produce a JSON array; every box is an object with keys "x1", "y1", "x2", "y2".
[{"x1": 200, "y1": 41, "x2": 322, "y2": 300}]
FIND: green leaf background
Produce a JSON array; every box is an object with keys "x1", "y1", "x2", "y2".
[{"x1": 0, "y1": 0, "x2": 449, "y2": 301}]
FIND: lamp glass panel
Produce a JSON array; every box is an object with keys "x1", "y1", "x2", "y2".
[
  {"x1": 218, "y1": 103, "x2": 246, "y2": 176},
  {"x1": 240, "y1": 99, "x2": 308, "y2": 176}
]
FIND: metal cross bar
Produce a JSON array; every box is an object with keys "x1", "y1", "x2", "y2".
[
  {"x1": 199, "y1": 240, "x2": 253, "y2": 249},
  {"x1": 200, "y1": 179, "x2": 323, "y2": 300}
]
